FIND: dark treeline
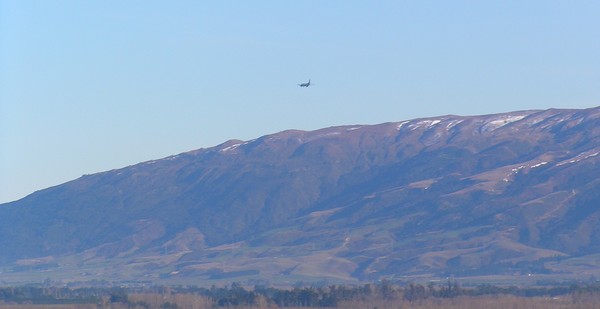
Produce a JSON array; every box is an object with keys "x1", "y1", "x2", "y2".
[
  {"x1": 2, "y1": 281, "x2": 600, "y2": 307},
  {"x1": 0, "y1": 285, "x2": 104, "y2": 304}
]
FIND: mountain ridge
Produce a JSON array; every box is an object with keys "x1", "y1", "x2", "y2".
[{"x1": 2, "y1": 106, "x2": 600, "y2": 285}]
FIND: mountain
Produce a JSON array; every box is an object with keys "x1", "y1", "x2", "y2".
[{"x1": 2, "y1": 107, "x2": 600, "y2": 285}]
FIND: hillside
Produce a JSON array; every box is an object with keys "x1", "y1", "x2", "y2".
[{"x1": 2, "y1": 107, "x2": 600, "y2": 285}]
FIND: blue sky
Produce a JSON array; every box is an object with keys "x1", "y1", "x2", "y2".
[{"x1": 1, "y1": 1, "x2": 599, "y2": 203}]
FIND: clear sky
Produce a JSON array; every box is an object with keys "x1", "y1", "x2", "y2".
[{"x1": 1, "y1": 1, "x2": 599, "y2": 204}]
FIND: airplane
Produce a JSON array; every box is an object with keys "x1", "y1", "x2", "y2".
[{"x1": 298, "y1": 79, "x2": 311, "y2": 87}]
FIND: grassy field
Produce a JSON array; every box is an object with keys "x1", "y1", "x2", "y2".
[
  {"x1": 3, "y1": 281, "x2": 600, "y2": 309},
  {"x1": 2, "y1": 292, "x2": 600, "y2": 309},
  {"x1": 1, "y1": 295, "x2": 600, "y2": 309}
]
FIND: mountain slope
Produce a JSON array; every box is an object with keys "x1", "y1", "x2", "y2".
[{"x1": 2, "y1": 107, "x2": 600, "y2": 284}]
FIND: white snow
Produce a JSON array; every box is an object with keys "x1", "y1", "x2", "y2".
[
  {"x1": 396, "y1": 121, "x2": 410, "y2": 130},
  {"x1": 408, "y1": 119, "x2": 442, "y2": 131},
  {"x1": 446, "y1": 120, "x2": 463, "y2": 130},
  {"x1": 556, "y1": 159, "x2": 579, "y2": 167},
  {"x1": 506, "y1": 161, "x2": 549, "y2": 177},
  {"x1": 511, "y1": 165, "x2": 526, "y2": 173},
  {"x1": 481, "y1": 115, "x2": 527, "y2": 132},
  {"x1": 219, "y1": 143, "x2": 242, "y2": 152},
  {"x1": 429, "y1": 120, "x2": 441, "y2": 126},
  {"x1": 530, "y1": 162, "x2": 548, "y2": 168},
  {"x1": 531, "y1": 113, "x2": 568, "y2": 130},
  {"x1": 323, "y1": 131, "x2": 341, "y2": 137},
  {"x1": 556, "y1": 151, "x2": 600, "y2": 166}
]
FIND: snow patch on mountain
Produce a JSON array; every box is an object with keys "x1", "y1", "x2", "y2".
[
  {"x1": 220, "y1": 143, "x2": 242, "y2": 152},
  {"x1": 409, "y1": 119, "x2": 442, "y2": 131},
  {"x1": 557, "y1": 150, "x2": 600, "y2": 166},
  {"x1": 446, "y1": 120, "x2": 463, "y2": 130},
  {"x1": 481, "y1": 114, "x2": 527, "y2": 132},
  {"x1": 531, "y1": 162, "x2": 548, "y2": 168},
  {"x1": 396, "y1": 121, "x2": 410, "y2": 130}
]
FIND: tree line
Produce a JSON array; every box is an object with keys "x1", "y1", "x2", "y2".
[{"x1": 1, "y1": 280, "x2": 600, "y2": 307}]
